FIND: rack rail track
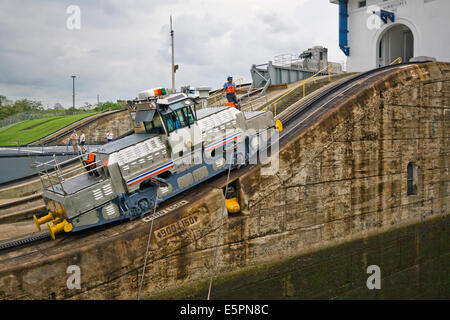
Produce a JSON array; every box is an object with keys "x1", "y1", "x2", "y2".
[
  {"x1": 0, "y1": 231, "x2": 50, "y2": 251},
  {"x1": 278, "y1": 62, "x2": 425, "y2": 144}
]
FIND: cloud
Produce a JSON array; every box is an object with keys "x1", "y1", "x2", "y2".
[{"x1": 0, "y1": 0, "x2": 345, "y2": 108}]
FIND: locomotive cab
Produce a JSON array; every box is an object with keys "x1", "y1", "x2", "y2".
[
  {"x1": 129, "y1": 89, "x2": 199, "y2": 136},
  {"x1": 138, "y1": 97, "x2": 198, "y2": 141},
  {"x1": 128, "y1": 90, "x2": 203, "y2": 165}
]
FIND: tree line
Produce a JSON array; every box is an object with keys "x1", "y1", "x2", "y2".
[{"x1": 0, "y1": 94, "x2": 127, "y2": 122}]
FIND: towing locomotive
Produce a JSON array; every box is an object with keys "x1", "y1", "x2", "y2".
[{"x1": 33, "y1": 88, "x2": 282, "y2": 239}]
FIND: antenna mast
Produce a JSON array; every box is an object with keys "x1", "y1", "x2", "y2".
[{"x1": 170, "y1": 15, "x2": 175, "y2": 93}]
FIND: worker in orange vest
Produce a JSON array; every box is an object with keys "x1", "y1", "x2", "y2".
[{"x1": 222, "y1": 76, "x2": 239, "y2": 109}]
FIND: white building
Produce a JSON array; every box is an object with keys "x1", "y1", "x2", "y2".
[{"x1": 330, "y1": 0, "x2": 450, "y2": 71}]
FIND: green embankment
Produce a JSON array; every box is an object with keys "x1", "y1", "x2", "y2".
[{"x1": 0, "y1": 113, "x2": 97, "y2": 146}]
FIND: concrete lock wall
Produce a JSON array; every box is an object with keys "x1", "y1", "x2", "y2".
[
  {"x1": 152, "y1": 214, "x2": 449, "y2": 299},
  {"x1": 51, "y1": 110, "x2": 134, "y2": 145},
  {"x1": 0, "y1": 62, "x2": 448, "y2": 299}
]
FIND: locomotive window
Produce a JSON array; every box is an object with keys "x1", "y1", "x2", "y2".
[
  {"x1": 144, "y1": 114, "x2": 165, "y2": 134},
  {"x1": 163, "y1": 112, "x2": 181, "y2": 133},
  {"x1": 163, "y1": 108, "x2": 193, "y2": 133},
  {"x1": 175, "y1": 109, "x2": 187, "y2": 127},
  {"x1": 182, "y1": 106, "x2": 195, "y2": 125}
]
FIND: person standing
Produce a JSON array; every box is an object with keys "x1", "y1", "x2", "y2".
[
  {"x1": 106, "y1": 129, "x2": 113, "y2": 143},
  {"x1": 222, "y1": 76, "x2": 239, "y2": 108},
  {"x1": 79, "y1": 130, "x2": 86, "y2": 153},
  {"x1": 69, "y1": 130, "x2": 79, "y2": 153}
]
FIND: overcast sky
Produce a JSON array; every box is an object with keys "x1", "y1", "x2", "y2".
[{"x1": 0, "y1": 0, "x2": 345, "y2": 108}]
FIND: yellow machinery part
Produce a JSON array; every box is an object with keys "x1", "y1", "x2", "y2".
[
  {"x1": 54, "y1": 207, "x2": 65, "y2": 217},
  {"x1": 52, "y1": 217, "x2": 62, "y2": 225},
  {"x1": 33, "y1": 212, "x2": 54, "y2": 231},
  {"x1": 33, "y1": 206, "x2": 65, "y2": 231},
  {"x1": 225, "y1": 197, "x2": 240, "y2": 214},
  {"x1": 275, "y1": 120, "x2": 283, "y2": 132},
  {"x1": 47, "y1": 219, "x2": 73, "y2": 240}
]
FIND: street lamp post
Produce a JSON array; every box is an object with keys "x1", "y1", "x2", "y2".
[{"x1": 71, "y1": 75, "x2": 76, "y2": 109}]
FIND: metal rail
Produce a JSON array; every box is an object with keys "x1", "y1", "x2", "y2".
[
  {"x1": 279, "y1": 61, "x2": 424, "y2": 129},
  {"x1": 263, "y1": 64, "x2": 333, "y2": 117},
  {"x1": 0, "y1": 193, "x2": 42, "y2": 210},
  {"x1": 0, "y1": 231, "x2": 50, "y2": 251}
]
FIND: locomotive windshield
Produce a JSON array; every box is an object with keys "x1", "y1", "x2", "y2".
[{"x1": 162, "y1": 106, "x2": 195, "y2": 133}]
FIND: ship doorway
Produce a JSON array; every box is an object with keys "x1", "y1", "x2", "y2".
[{"x1": 377, "y1": 24, "x2": 414, "y2": 67}]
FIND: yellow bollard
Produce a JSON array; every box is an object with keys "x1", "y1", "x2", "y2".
[
  {"x1": 303, "y1": 83, "x2": 305, "y2": 97},
  {"x1": 33, "y1": 212, "x2": 54, "y2": 231},
  {"x1": 47, "y1": 219, "x2": 73, "y2": 240}
]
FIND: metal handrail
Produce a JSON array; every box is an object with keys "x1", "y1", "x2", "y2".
[
  {"x1": 36, "y1": 149, "x2": 94, "y2": 169},
  {"x1": 238, "y1": 87, "x2": 266, "y2": 109},
  {"x1": 41, "y1": 157, "x2": 102, "y2": 179},
  {"x1": 240, "y1": 95, "x2": 268, "y2": 111},
  {"x1": 34, "y1": 152, "x2": 84, "y2": 168},
  {"x1": 263, "y1": 64, "x2": 333, "y2": 116},
  {"x1": 240, "y1": 86, "x2": 264, "y2": 100},
  {"x1": 389, "y1": 57, "x2": 403, "y2": 65},
  {"x1": 35, "y1": 152, "x2": 105, "y2": 195},
  {"x1": 274, "y1": 53, "x2": 303, "y2": 67}
]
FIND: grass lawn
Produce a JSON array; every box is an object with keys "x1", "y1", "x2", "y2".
[{"x1": 0, "y1": 113, "x2": 97, "y2": 146}]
